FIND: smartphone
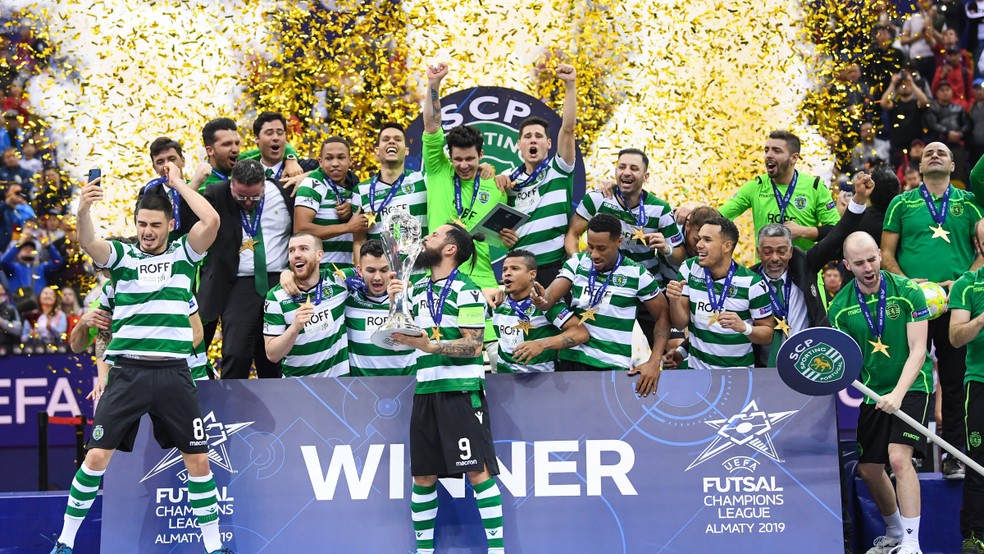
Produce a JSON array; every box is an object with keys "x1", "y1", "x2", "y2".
[{"x1": 87, "y1": 168, "x2": 101, "y2": 186}]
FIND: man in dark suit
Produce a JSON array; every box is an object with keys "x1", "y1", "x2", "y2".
[
  {"x1": 751, "y1": 171, "x2": 875, "y2": 367},
  {"x1": 197, "y1": 159, "x2": 294, "y2": 379}
]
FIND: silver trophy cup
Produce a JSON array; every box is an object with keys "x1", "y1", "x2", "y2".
[{"x1": 371, "y1": 211, "x2": 424, "y2": 350}]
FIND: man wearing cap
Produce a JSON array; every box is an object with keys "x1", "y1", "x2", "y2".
[
  {"x1": 969, "y1": 79, "x2": 984, "y2": 168},
  {"x1": 0, "y1": 109, "x2": 26, "y2": 153},
  {"x1": 932, "y1": 48, "x2": 974, "y2": 110},
  {"x1": 926, "y1": 81, "x2": 972, "y2": 184}
]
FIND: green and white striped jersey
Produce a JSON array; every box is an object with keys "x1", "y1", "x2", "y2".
[
  {"x1": 97, "y1": 282, "x2": 208, "y2": 379},
  {"x1": 557, "y1": 253, "x2": 662, "y2": 370},
  {"x1": 492, "y1": 296, "x2": 574, "y2": 373},
  {"x1": 343, "y1": 274, "x2": 416, "y2": 376},
  {"x1": 575, "y1": 191, "x2": 683, "y2": 281},
  {"x1": 505, "y1": 156, "x2": 574, "y2": 267},
  {"x1": 263, "y1": 269, "x2": 350, "y2": 377},
  {"x1": 678, "y1": 258, "x2": 773, "y2": 370},
  {"x1": 100, "y1": 237, "x2": 202, "y2": 360},
  {"x1": 295, "y1": 167, "x2": 356, "y2": 267},
  {"x1": 351, "y1": 170, "x2": 428, "y2": 241},
  {"x1": 408, "y1": 271, "x2": 487, "y2": 394}
]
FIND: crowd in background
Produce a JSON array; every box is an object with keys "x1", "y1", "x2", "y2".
[{"x1": 0, "y1": 12, "x2": 83, "y2": 356}]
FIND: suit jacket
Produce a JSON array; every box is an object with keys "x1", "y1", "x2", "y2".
[
  {"x1": 751, "y1": 206, "x2": 865, "y2": 367},
  {"x1": 195, "y1": 180, "x2": 295, "y2": 322}
]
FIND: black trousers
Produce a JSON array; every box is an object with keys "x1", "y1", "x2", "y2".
[
  {"x1": 930, "y1": 311, "x2": 967, "y2": 449},
  {"x1": 962, "y1": 380, "x2": 984, "y2": 538},
  {"x1": 202, "y1": 274, "x2": 281, "y2": 380}
]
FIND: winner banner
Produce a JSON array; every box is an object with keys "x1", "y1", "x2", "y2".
[{"x1": 101, "y1": 370, "x2": 843, "y2": 553}]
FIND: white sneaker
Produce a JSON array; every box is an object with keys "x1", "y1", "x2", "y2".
[
  {"x1": 888, "y1": 545, "x2": 922, "y2": 554},
  {"x1": 866, "y1": 536, "x2": 900, "y2": 554}
]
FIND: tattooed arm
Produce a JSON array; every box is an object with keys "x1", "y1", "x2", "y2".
[
  {"x1": 392, "y1": 326, "x2": 485, "y2": 358},
  {"x1": 431, "y1": 327, "x2": 485, "y2": 357},
  {"x1": 422, "y1": 63, "x2": 448, "y2": 134},
  {"x1": 511, "y1": 316, "x2": 590, "y2": 364}
]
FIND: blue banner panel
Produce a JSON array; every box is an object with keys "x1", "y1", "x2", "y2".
[
  {"x1": 101, "y1": 370, "x2": 843, "y2": 553},
  {"x1": 0, "y1": 354, "x2": 98, "y2": 447}
]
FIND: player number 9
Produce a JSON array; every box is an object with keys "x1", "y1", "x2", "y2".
[{"x1": 458, "y1": 438, "x2": 472, "y2": 461}]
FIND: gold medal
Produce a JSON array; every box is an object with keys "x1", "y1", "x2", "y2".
[
  {"x1": 869, "y1": 337, "x2": 891, "y2": 358},
  {"x1": 707, "y1": 310, "x2": 722, "y2": 328},
  {"x1": 579, "y1": 307, "x2": 598, "y2": 324},
  {"x1": 632, "y1": 227, "x2": 646, "y2": 243},
  {"x1": 431, "y1": 327, "x2": 443, "y2": 342},
  {"x1": 365, "y1": 211, "x2": 377, "y2": 227},
  {"x1": 332, "y1": 263, "x2": 346, "y2": 281},
  {"x1": 930, "y1": 224, "x2": 951, "y2": 243},
  {"x1": 239, "y1": 237, "x2": 258, "y2": 253},
  {"x1": 775, "y1": 316, "x2": 790, "y2": 337},
  {"x1": 514, "y1": 320, "x2": 534, "y2": 335}
]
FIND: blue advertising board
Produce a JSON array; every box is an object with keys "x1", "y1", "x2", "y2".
[
  {"x1": 0, "y1": 354, "x2": 98, "y2": 447},
  {"x1": 101, "y1": 370, "x2": 843, "y2": 553}
]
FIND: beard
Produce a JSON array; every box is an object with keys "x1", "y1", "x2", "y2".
[{"x1": 413, "y1": 246, "x2": 442, "y2": 271}]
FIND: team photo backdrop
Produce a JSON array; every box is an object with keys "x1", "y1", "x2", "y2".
[{"x1": 100, "y1": 370, "x2": 843, "y2": 553}]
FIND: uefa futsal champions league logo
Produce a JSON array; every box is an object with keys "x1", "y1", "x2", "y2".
[
  {"x1": 140, "y1": 411, "x2": 254, "y2": 483},
  {"x1": 686, "y1": 401, "x2": 797, "y2": 471}
]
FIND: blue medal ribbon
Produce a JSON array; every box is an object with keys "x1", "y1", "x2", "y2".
[
  {"x1": 323, "y1": 175, "x2": 347, "y2": 205},
  {"x1": 145, "y1": 177, "x2": 181, "y2": 229},
  {"x1": 614, "y1": 187, "x2": 648, "y2": 227},
  {"x1": 506, "y1": 295, "x2": 534, "y2": 322},
  {"x1": 239, "y1": 196, "x2": 264, "y2": 239},
  {"x1": 703, "y1": 260, "x2": 738, "y2": 313},
  {"x1": 368, "y1": 172, "x2": 405, "y2": 217},
  {"x1": 453, "y1": 174, "x2": 481, "y2": 222},
  {"x1": 770, "y1": 170, "x2": 799, "y2": 223},
  {"x1": 854, "y1": 272, "x2": 887, "y2": 340},
  {"x1": 761, "y1": 270, "x2": 793, "y2": 319},
  {"x1": 344, "y1": 274, "x2": 368, "y2": 296},
  {"x1": 273, "y1": 164, "x2": 284, "y2": 181},
  {"x1": 918, "y1": 183, "x2": 951, "y2": 226},
  {"x1": 509, "y1": 158, "x2": 550, "y2": 192},
  {"x1": 211, "y1": 169, "x2": 229, "y2": 182},
  {"x1": 587, "y1": 253, "x2": 623, "y2": 308},
  {"x1": 427, "y1": 268, "x2": 459, "y2": 326},
  {"x1": 293, "y1": 278, "x2": 324, "y2": 305}
]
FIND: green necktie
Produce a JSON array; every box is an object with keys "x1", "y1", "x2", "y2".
[
  {"x1": 767, "y1": 278, "x2": 784, "y2": 367},
  {"x1": 265, "y1": 168, "x2": 274, "y2": 180},
  {"x1": 249, "y1": 209, "x2": 268, "y2": 295}
]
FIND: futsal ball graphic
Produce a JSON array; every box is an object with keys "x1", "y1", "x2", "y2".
[{"x1": 920, "y1": 281, "x2": 949, "y2": 320}]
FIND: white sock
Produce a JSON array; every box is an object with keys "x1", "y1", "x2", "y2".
[
  {"x1": 57, "y1": 515, "x2": 84, "y2": 548},
  {"x1": 882, "y1": 509, "x2": 903, "y2": 540},
  {"x1": 900, "y1": 514, "x2": 920, "y2": 549},
  {"x1": 200, "y1": 520, "x2": 222, "y2": 553}
]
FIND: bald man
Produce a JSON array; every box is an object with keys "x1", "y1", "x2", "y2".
[
  {"x1": 883, "y1": 141, "x2": 984, "y2": 480},
  {"x1": 829, "y1": 231, "x2": 932, "y2": 554}
]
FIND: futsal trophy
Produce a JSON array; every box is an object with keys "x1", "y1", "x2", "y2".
[{"x1": 371, "y1": 211, "x2": 424, "y2": 350}]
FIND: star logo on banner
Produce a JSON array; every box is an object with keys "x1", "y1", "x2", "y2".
[
  {"x1": 685, "y1": 401, "x2": 797, "y2": 471},
  {"x1": 140, "y1": 411, "x2": 254, "y2": 483}
]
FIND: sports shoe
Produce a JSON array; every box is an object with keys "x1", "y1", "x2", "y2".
[
  {"x1": 49, "y1": 544, "x2": 73, "y2": 554},
  {"x1": 963, "y1": 534, "x2": 984, "y2": 554},
  {"x1": 888, "y1": 546, "x2": 922, "y2": 554},
  {"x1": 943, "y1": 456, "x2": 966, "y2": 480},
  {"x1": 865, "y1": 536, "x2": 900, "y2": 554}
]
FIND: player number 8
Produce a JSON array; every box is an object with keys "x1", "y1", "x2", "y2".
[
  {"x1": 458, "y1": 438, "x2": 471, "y2": 461},
  {"x1": 193, "y1": 418, "x2": 205, "y2": 441}
]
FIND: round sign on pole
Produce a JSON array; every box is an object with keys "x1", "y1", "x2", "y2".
[{"x1": 775, "y1": 327, "x2": 864, "y2": 396}]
